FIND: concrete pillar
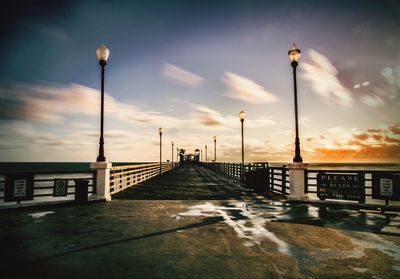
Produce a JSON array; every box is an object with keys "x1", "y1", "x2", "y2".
[
  {"x1": 90, "y1": 162, "x2": 112, "y2": 202},
  {"x1": 288, "y1": 163, "x2": 309, "y2": 201}
]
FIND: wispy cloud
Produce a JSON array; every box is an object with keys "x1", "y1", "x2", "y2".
[
  {"x1": 0, "y1": 82, "x2": 183, "y2": 128},
  {"x1": 358, "y1": 66, "x2": 400, "y2": 107},
  {"x1": 376, "y1": 66, "x2": 400, "y2": 99},
  {"x1": 189, "y1": 104, "x2": 276, "y2": 130},
  {"x1": 306, "y1": 124, "x2": 400, "y2": 162},
  {"x1": 34, "y1": 24, "x2": 70, "y2": 41},
  {"x1": 361, "y1": 66, "x2": 400, "y2": 107},
  {"x1": 0, "y1": 122, "x2": 79, "y2": 149},
  {"x1": 361, "y1": 94, "x2": 385, "y2": 107},
  {"x1": 302, "y1": 49, "x2": 353, "y2": 107},
  {"x1": 191, "y1": 105, "x2": 227, "y2": 127},
  {"x1": 222, "y1": 72, "x2": 278, "y2": 104},
  {"x1": 161, "y1": 63, "x2": 205, "y2": 88},
  {"x1": 220, "y1": 139, "x2": 291, "y2": 163},
  {"x1": 390, "y1": 123, "x2": 400, "y2": 135}
]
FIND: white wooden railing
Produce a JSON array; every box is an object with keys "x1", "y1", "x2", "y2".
[{"x1": 109, "y1": 162, "x2": 177, "y2": 195}]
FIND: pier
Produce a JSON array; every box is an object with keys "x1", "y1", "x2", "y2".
[
  {"x1": 1, "y1": 164, "x2": 400, "y2": 278},
  {"x1": 2, "y1": 1, "x2": 399, "y2": 278}
]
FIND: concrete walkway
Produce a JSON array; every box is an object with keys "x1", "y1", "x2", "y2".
[{"x1": 1, "y1": 165, "x2": 400, "y2": 278}]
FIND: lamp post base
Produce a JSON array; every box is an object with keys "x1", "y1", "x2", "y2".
[
  {"x1": 288, "y1": 163, "x2": 308, "y2": 201},
  {"x1": 90, "y1": 162, "x2": 112, "y2": 202}
]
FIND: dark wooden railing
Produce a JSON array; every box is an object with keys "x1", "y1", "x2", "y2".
[
  {"x1": 202, "y1": 162, "x2": 289, "y2": 196},
  {"x1": 0, "y1": 171, "x2": 95, "y2": 208}
]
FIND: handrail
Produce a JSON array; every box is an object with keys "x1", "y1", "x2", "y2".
[
  {"x1": 200, "y1": 162, "x2": 288, "y2": 196},
  {"x1": 0, "y1": 171, "x2": 95, "y2": 208},
  {"x1": 109, "y1": 162, "x2": 178, "y2": 195}
]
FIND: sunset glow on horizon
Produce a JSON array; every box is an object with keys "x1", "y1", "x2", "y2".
[{"x1": 0, "y1": 0, "x2": 399, "y2": 163}]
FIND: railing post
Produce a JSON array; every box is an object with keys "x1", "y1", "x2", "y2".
[
  {"x1": 304, "y1": 169, "x2": 308, "y2": 194},
  {"x1": 282, "y1": 167, "x2": 287, "y2": 195},
  {"x1": 271, "y1": 168, "x2": 274, "y2": 193},
  {"x1": 90, "y1": 162, "x2": 112, "y2": 201},
  {"x1": 288, "y1": 163, "x2": 308, "y2": 201}
]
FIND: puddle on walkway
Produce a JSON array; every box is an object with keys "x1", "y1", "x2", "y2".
[
  {"x1": 178, "y1": 201, "x2": 290, "y2": 255},
  {"x1": 28, "y1": 211, "x2": 55, "y2": 219},
  {"x1": 346, "y1": 231, "x2": 400, "y2": 271},
  {"x1": 178, "y1": 201, "x2": 400, "y2": 272}
]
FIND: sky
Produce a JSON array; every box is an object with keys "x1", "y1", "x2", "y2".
[{"x1": 0, "y1": 0, "x2": 399, "y2": 163}]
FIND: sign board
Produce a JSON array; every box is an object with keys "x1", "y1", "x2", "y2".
[
  {"x1": 14, "y1": 179, "x2": 27, "y2": 197},
  {"x1": 53, "y1": 179, "x2": 68, "y2": 197},
  {"x1": 4, "y1": 174, "x2": 34, "y2": 202},
  {"x1": 380, "y1": 178, "x2": 393, "y2": 196},
  {"x1": 317, "y1": 173, "x2": 365, "y2": 202},
  {"x1": 372, "y1": 173, "x2": 400, "y2": 201}
]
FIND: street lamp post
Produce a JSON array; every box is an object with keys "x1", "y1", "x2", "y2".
[
  {"x1": 239, "y1": 111, "x2": 246, "y2": 165},
  {"x1": 171, "y1": 141, "x2": 174, "y2": 168},
  {"x1": 96, "y1": 45, "x2": 109, "y2": 162},
  {"x1": 205, "y1": 145, "x2": 208, "y2": 163},
  {"x1": 213, "y1": 136, "x2": 217, "y2": 162},
  {"x1": 159, "y1": 128, "x2": 163, "y2": 174},
  {"x1": 200, "y1": 149, "x2": 202, "y2": 162},
  {"x1": 239, "y1": 110, "x2": 246, "y2": 181},
  {"x1": 288, "y1": 44, "x2": 303, "y2": 163},
  {"x1": 177, "y1": 147, "x2": 179, "y2": 163}
]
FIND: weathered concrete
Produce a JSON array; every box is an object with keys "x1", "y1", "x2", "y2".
[
  {"x1": 90, "y1": 162, "x2": 112, "y2": 201},
  {"x1": 1, "y1": 164, "x2": 400, "y2": 279},
  {"x1": 288, "y1": 163, "x2": 308, "y2": 201}
]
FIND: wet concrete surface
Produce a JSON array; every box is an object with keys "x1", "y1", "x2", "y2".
[{"x1": 1, "y1": 164, "x2": 400, "y2": 278}]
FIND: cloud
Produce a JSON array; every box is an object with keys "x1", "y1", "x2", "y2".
[
  {"x1": 0, "y1": 83, "x2": 99, "y2": 122},
  {"x1": 375, "y1": 66, "x2": 400, "y2": 99},
  {"x1": 0, "y1": 122, "x2": 77, "y2": 148},
  {"x1": 384, "y1": 136, "x2": 400, "y2": 144},
  {"x1": 372, "y1": 134, "x2": 382, "y2": 141},
  {"x1": 306, "y1": 123, "x2": 400, "y2": 162},
  {"x1": 389, "y1": 123, "x2": 400, "y2": 135},
  {"x1": 220, "y1": 140, "x2": 291, "y2": 163},
  {"x1": 353, "y1": 133, "x2": 369, "y2": 141},
  {"x1": 0, "y1": 82, "x2": 183, "y2": 128},
  {"x1": 367, "y1": 128, "x2": 382, "y2": 134},
  {"x1": 312, "y1": 144, "x2": 400, "y2": 162},
  {"x1": 80, "y1": 130, "x2": 136, "y2": 139},
  {"x1": 189, "y1": 104, "x2": 276, "y2": 130},
  {"x1": 361, "y1": 66, "x2": 400, "y2": 107},
  {"x1": 69, "y1": 122, "x2": 94, "y2": 130},
  {"x1": 222, "y1": 72, "x2": 278, "y2": 104},
  {"x1": 361, "y1": 94, "x2": 385, "y2": 107},
  {"x1": 34, "y1": 24, "x2": 70, "y2": 41},
  {"x1": 161, "y1": 63, "x2": 205, "y2": 88},
  {"x1": 191, "y1": 106, "x2": 225, "y2": 127},
  {"x1": 302, "y1": 49, "x2": 353, "y2": 107},
  {"x1": 248, "y1": 117, "x2": 277, "y2": 128}
]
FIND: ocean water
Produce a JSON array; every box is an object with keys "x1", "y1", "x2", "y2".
[
  {"x1": 0, "y1": 162, "x2": 398, "y2": 173},
  {"x1": 269, "y1": 162, "x2": 400, "y2": 171},
  {"x1": 0, "y1": 162, "x2": 154, "y2": 173}
]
